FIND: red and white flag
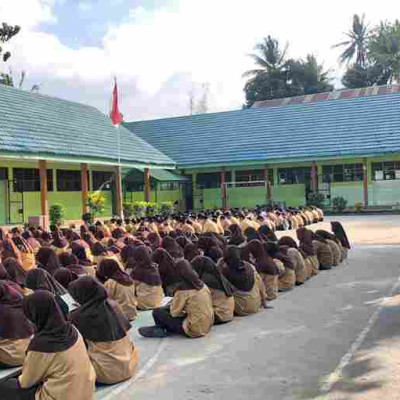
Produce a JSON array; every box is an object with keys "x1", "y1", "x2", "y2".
[{"x1": 110, "y1": 78, "x2": 123, "y2": 126}]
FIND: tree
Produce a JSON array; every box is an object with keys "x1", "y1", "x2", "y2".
[
  {"x1": 0, "y1": 22, "x2": 21, "y2": 86},
  {"x1": 333, "y1": 14, "x2": 369, "y2": 66},
  {"x1": 342, "y1": 63, "x2": 390, "y2": 88},
  {"x1": 368, "y1": 20, "x2": 400, "y2": 84}
]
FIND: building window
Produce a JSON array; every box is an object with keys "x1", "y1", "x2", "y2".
[
  {"x1": 57, "y1": 170, "x2": 81, "y2": 191},
  {"x1": 372, "y1": 161, "x2": 400, "y2": 181},
  {"x1": 0, "y1": 168, "x2": 8, "y2": 180},
  {"x1": 278, "y1": 167, "x2": 310, "y2": 185},
  {"x1": 158, "y1": 182, "x2": 180, "y2": 191},
  {"x1": 13, "y1": 168, "x2": 53, "y2": 192},
  {"x1": 197, "y1": 172, "x2": 231, "y2": 189},
  {"x1": 234, "y1": 169, "x2": 273, "y2": 187},
  {"x1": 93, "y1": 171, "x2": 114, "y2": 191},
  {"x1": 322, "y1": 164, "x2": 363, "y2": 183}
]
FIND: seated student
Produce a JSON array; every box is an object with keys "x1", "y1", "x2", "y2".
[
  {"x1": 315, "y1": 230, "x2": 342, "y2": 266},
  {"x1": 3, "y1": 258, "x2": 29, "y2": 295},
  {"x1": 296, "y1": 228, "x2": 319, "y2": 277},
  {"x1": 258, "y1": 225, "x2": 278, "y2": 242},
  {"x1": 227, "y1": 224, "x2": 246, "y2": 246},
  {"x1": 184, "y1": 242, "x2": 200, "y2": 262},
  {"x1": 275, "y1": 246, "x2": 296, "y2": 291},
  {"x1": 36, "y1": 247, "x2": 61, "y2": 276},
  {"x1": 242, "y1": 240, "x2": 279, "y2": 301},
  {"x1": 219, "y1": 246, "x2": 267, "y2": 316},
  {"x1": 70, "y1": 242, "x2": 96, "y2": 276},
  {"x1": 25, "y1": 268, "x2": 69, "y2": 318},
  {"x1": 54, "y1": 268, "x2": 78, "y2": 290},
  {"x1": 278, "y1": 237, "x2": 307, "y2": 285},
  {"x1": 58, "y1": 252, "x2": 88, "y2": 277},
  {"x1": 96, "y1": 259, "x2": 137, "y2": 321},
  {"x1": 51, "y1": 229, "x2": 69, "y2": 255},
  {"x1": 139, "y1": 260, "x2": 214, "y2": 338},
  {"x1": 128, "y1": 246, "x2": 164, "y2": 310},
  {"x1": 0, "y1": 290, "x2": 96, "y2": 400},
  {"x1": 312, "y1": 232, "x2": 333, "y2": 270},
  {"x1": 331, "y1": 221, "x2": 351, "y2": 261},
  {"x1": 0, "y1": 281, "x2": 33, "y2": 368},
  {"x1": 192, "y1": 256, "x2": 235, "y2": 324},
  {"x1": 69, "y1": 277, "x2": 138, "y2": 384},
  {"x1": 151, "y1": 247, "x2": 180, "y2": 296},
  {"x1": 11, "y1": 235, "x2": 36, "y2": 272}
]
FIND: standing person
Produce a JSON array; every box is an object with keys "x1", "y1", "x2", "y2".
[
  {"x1": 128, "y1": 246, "x2": 164, "y2": 310},
  {"x1": 331, "y1": 221, "x2": 351, "y2": 261},
  {"x1": 278, "y1": 237, "x2": 307, "y2": 285},
  {"x1": 219, "y1": 246, "x2": 267, "y2": 316},
  {"x1": 191, "y1": 256, "x2": 235, "y2": 324},
  {"x1": 0, "y1": 290, "x2": 96, "y2": 400},
  {"x1": 296, "y1": 228, "x2": 319, "y2": 277},
  {"x1": 0, "y1": 281, "x2": 33, "y2": 368},
  {"x1": 96, "y1": 259, "x2": 137, "y2": 321},
  {"x1": 69, "y1": 277, "x2": 138, "y2": 384},
  {"x1": 139, "y1": 260, "x2": 214, "y2": 338}
]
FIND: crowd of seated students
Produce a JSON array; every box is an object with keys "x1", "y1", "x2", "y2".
[{"x1": 0, "y1": 206, "x2": 351, "y2": 399}]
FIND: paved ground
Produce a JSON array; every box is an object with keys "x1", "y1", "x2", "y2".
[{"x1": 97, "y1": 216, "x2": 400, "y2": 400}]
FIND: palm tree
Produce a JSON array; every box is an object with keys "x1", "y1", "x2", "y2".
[
  {"x1": 333, "y1": 14, "x2": 369, "y2": 66},
  {"x1": 243, "y1": 36, "x2": 288, "y2": 79}
]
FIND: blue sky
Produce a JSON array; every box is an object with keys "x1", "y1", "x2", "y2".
[{"x1": 40, "y1": 0, "x2": 175, "y2": 48}]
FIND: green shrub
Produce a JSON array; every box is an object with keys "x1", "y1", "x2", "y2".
[
  {"x1": 332, "y1": 196, "x2": 347, "y2": 213},
  {"x1": 87, "y1": 191, "x2": 106, "y2": 217},
  {"x1": 160, "y1": 201, "x2": 174, "y2": 215},
  {"x1": 123, "y1": 202, "x2": 135, "y2": 218},
  {"x1": 49, "y1": 204, "x2": 66, "y2": 226},
  {"x1": 307, "y1": 192, "x2": 325, "y2": 208}
]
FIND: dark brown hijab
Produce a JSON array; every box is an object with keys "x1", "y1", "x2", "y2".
[
  {"x1": 70, "y1": 242, "x2": 93, "y2": 266},
  {"x1": 26, "y1": 268, "x2": 68, "y2": 297},
  {"x1": 54, "y1": 268, "x2": 78, "y2": 289},
  {"x1": 192, "y1": 256, "x2": 233, "y2": 296},
  {"x1": 331, "y1": 222, "x2": 351, "y2": 249},
  {"x1": 162, "y1": 236, "x2": 184, "y2": 259},
  {"x1": 1, "y1": 238, "x2": 21, "y2": 263},
  {"x1": 51, "y1": 229, "x2": 68, "y2": 249},
  {"x1": 184, "y1": 243, "x2": 200, "y2": 262},
  {"x1": 152, "y1": 248, "x2": 178, "y2": 288},
  {"x1": 23, "y1": 290, "x2": 78, "y2": 353},
  {"x1": 296, "y1": 227, "x2": 316, "y2": 256},
  {"x1": 0, "y1": 281, "x2": 33, "y2": 339},
  {"x1": 175, "y1": 259, "x2": 204, "y2": 291},
  {"x1": 36, "y1": 247, "x2": 61, "y2": 276},
  {"x1": 96, "y1": 258, "x2": 134, "y2": 286},
  {"x1": 69, "y1": 276, "x2": 129, "y2": 342},
  {"x1": 228, "y1": 224, "x2": 246, "y2": 246},
  {"x1": 242, "y1": 240, "x2": 278, "y2": 275},
  {"x1": 129, "y1": 246, "x2": 162, "y2": 286},
  {"x1": 58, "y1": 252, "x2": 87, "y2": 276},
  {"x1": 259, "y1": 225, "x2": 278, "y2": 242},
  {"x1": 3, "y1": 257, "x2": 27, "y2": 286},
  {"x1": 278, "y1": 236, "x2": 298, "y2": 249},
  {"x1": 221, "y1": 246, "x2": 255, "y2": 292}
]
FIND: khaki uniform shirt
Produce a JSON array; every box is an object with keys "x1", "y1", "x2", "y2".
[
  {"x1": 326, "y1": 239, "x2": 342, "y2": 266},
  {"x1": 87, "y1": 335, "x2": 138, "y2": 385},
  {"x1": 0, "y1": 338, "x2": 30, "y2": 366},
  {"x1": 19, "y1": 334, "x2": 96, "y2": 400},
  {"x1": 170, "y1": 286, "x2": 214, "y2": 338},
  {"x1": 132, "y1": 280, "x2": 164, "y2": 310},
  {"x1": 209, "y1": 288, "x2": 235, "y2": 323},
  {"x1": 287, "y1": 247, "x2": 307, "y2": 284},
  {"x1": 233, "y1": 272, "x2": 266, "y2": 316},
  {"x1": 104, "y1": 280, "x2": 137, "y2": 321}
]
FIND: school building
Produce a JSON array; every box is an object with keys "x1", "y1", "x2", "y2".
[{"x1": 2, "y1": 83, "x2": 400, "y2": 226}]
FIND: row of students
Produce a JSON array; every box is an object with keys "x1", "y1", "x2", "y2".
[{"x1": 0, "y1": 217, "x2": 349, "y2": 399}]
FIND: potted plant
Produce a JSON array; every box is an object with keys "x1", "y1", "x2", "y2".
[{"x1": 49, "y1": 204, "x2": 66, "y2": 227}]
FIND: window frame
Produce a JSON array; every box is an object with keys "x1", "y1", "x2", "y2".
[
  {"x1": 12, "y1": 168, "x2": 53, "y2": 192},
  {"x1": 56, "y1": 169, "x2": 82, "y2": 192}
]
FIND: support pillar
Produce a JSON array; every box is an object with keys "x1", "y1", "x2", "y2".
[
  {"x1": 81, "y1": 163, "x2": 89, "y2": 214},
  {"x1": 39, "y1": 160, "x2": 49, "y2": 229},
  {"x1": 221, "y1": 170, "x2": 227, "y2": 209},
  {"x1": 311, "y1": 161, "x2": 318, "y2": 191},
  {"x1": 115, "y1": 166, "x2": 123, "y2": 218},
  {"x1": 144, "y1": 167, "x2": 151, "y2": 202},
  {"x1": 264, "y1": 166, "x2": 272, "y2": 203},
  {"x1": 363, "y1": 158, "x2": 368, "y2": 207}
]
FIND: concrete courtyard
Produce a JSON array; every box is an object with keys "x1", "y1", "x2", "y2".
[{"x1": 97, "y1": 215, "x2": 400, "y2": 400}]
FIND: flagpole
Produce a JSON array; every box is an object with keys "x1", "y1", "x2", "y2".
[{"x1": 114, "y1": 76, "x2": 124, "y2": 222}]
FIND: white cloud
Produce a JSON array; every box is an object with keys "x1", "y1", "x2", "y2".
[
  {"x1": 3, "y1": 0, "x2": 400, "y2": 121},
  {"x1": 78, "y1": 2, "x2": 93, "y2": 13}
]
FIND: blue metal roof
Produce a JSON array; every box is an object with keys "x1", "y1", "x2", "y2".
[
  {"x1": 0, "y1": 84, "x2": 174, "y2": 168},
  {"x1": 125, "y1": 92, "x2": 400, "y2": 168}
]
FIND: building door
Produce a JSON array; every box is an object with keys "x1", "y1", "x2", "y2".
[
  {"x1": 7, "y1": 180, "x2": 24, "y2": 224},
  {"x1": 182, "y1": 177, "x2": 193, "y2": 211},
  {"x1": 0, "y1": 169, "x2": 7, "y2": 225}
]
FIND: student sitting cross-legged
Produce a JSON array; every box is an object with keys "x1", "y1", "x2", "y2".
[
  {"x1": 0, "y1": 290, "x2": 96, "y2": 400},
  {"x1": 139, "y1": 259, "x2": 214, "y2": 338},
  {"x1": 69, "y1": 276, "x2": 138, "y2": 385}
]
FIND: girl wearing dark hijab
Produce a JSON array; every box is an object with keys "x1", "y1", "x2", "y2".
[
  {"x1": 54, "y1": 268, "x2": 78, "y2": 290},
  {"x1": 275, "y1": 246, "x2": 296, "y2": 291},
  {"x1": 315, "y1": 230, "x2": 342, "y2": 266},
  {"x1": 331, "y1": 221, "x2": 351, "y2": 260},
  {"x1": 3, "y1": 257, "x2": 28, "y2": 288},
  {"x1": 139, "y1": 259, "x2": 213, "y2": 338},
  {"x1": 70, "y1": 242, "x2": 96, "y2": 276},
  {"x1": 278, "y1": 237, "x2": 307, "y2": 285},
  {"x1": 152, "y1": 247, "x2": 180, "y2": 295},
  {"x1": 0, "y1": 281, "x2": 33, "y2": 367},
  {"x1": 25, "y1": 268, "x2": 69, "y2": 317},
  {"x1": 242, "y1": 240, "x2": 279, "y2": 301},
  {"x1": 207, "y1": 246, "x2": 223, "y2": 263},
  {"x1": 311, "y1": 232, "x2": 333, "y2": 270},
  {"x1": 227, "y1": 224, "x2": 246, "y2": 246},
  {"x1": 12, "y1": 235, "x2": 36, "y2": 271},
  {"x1": 58, "y1": 252, "x2": 88, "y2": 276},
  {"x1": 128, "y1": 246, "x2": 163, "y2": 310},
  {"x1": 96, "y1": 259, "x2": 137, "y2": 321},
  {"x1": 296, "y1": 227, "x2": 319, "y2": 277},
  {"x1": 22, "y1": 230, "x2": 41, "y2": 254},
  {"x1": 243, "y1": 227, "x2": 260, "y2": 242},
  {"x1": 36, "y1": 247, "x2": 61, "y2": 276},
  {"x1": 258, "y1": 224, "x2": 278, "y2": 242},
  {"x1": 219, "y1": 246, "x2": 266, "y2": 316},
  {"x1": 69, "y1": 277, "x2": 138, "y2": 384},
  {"x1": 192, "y1": 256, "x2": 235, "y2": 324},
  {"x1": 161, "y1": 236, "x2": 184, "y2": 260},
  {"x1": 51, "y1": 229, "x2": 69, "y2": 254},
  {"x1": 184, "y1": 242, "x2": 200, "y2": 262},
  {"x1": 0, "y1": 290, "x2": 96, "y2": 400}
]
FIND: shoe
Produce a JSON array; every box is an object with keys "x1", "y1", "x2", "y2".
[{"x1": 138, "y1": 326, "x2": 169, "y2": 338}]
